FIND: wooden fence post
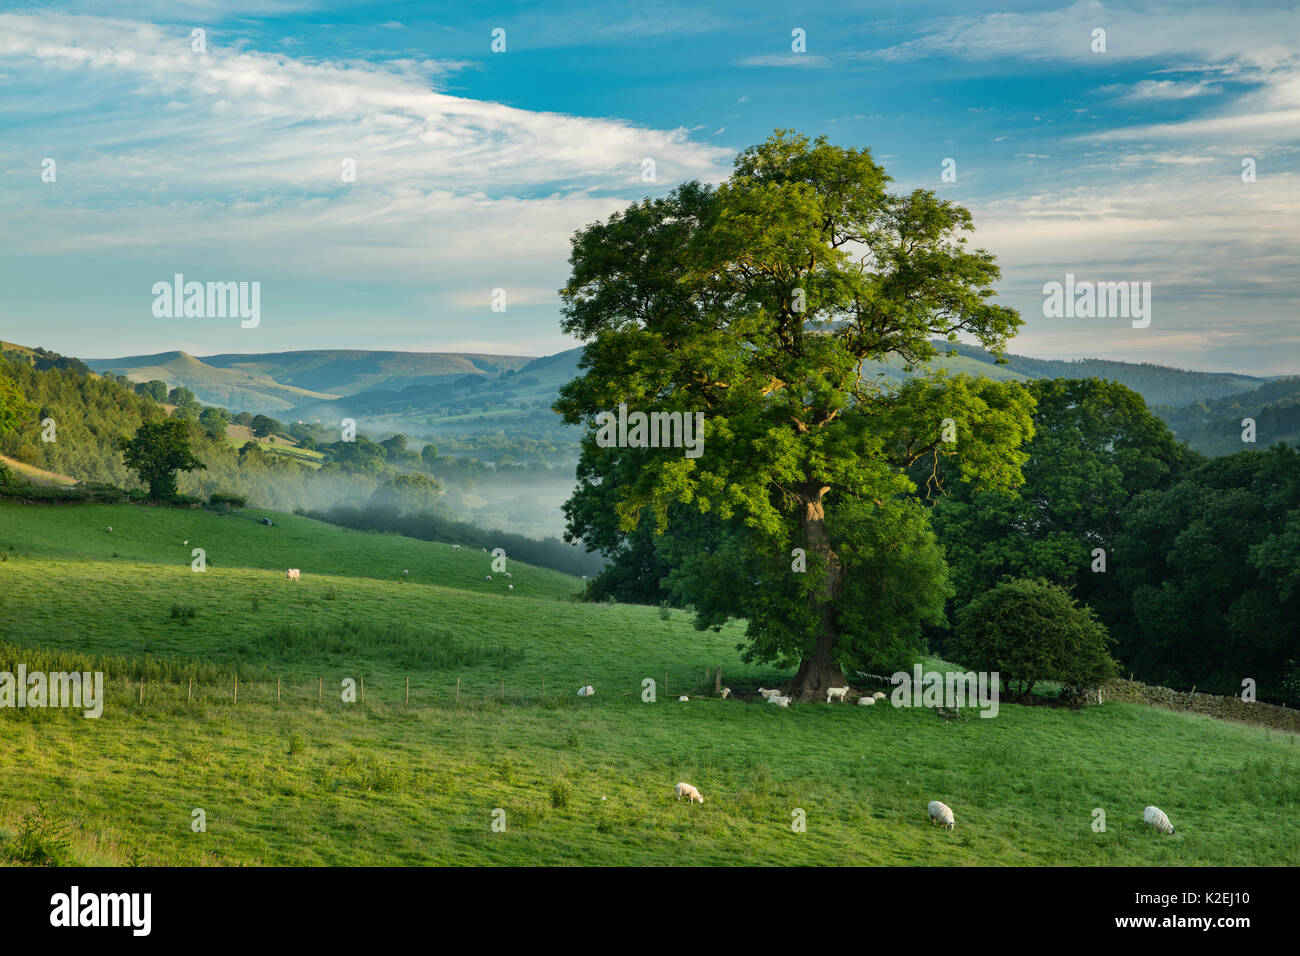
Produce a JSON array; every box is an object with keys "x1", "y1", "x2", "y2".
[
  {"x1": 406, "y1": 676, "x2": 410, "y2": 705},
  {"x1": 188, "y1": 675, "x2": 192, "y2": 703},
  {"x1": 361, "y1": 675, "x2": 365, "y2": 704},
  {"x1": 501, "y1": 677, "x2": 505, "y2": 701},
  {"x1": 233, "y1": 676, "x2": 238, "y2": 704},
  {"x1": 318, "y1": 677, "x2": 322, "y2": 703},
  {"x1": 455, "y1": 676, "x2": 460, "y2": 703},
  {"x1": 277, "y1": 676, "x2": 281, "y2": 703},
  {"x1": 139, "y1": 676, "x2": 143, "y2": 705}
]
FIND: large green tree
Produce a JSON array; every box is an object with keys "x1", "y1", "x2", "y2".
[
  {"x1": 118, "y1": 419, "x2": 205, "y2": 500},
  {"x1": 556, "y1": 131, "x2": 1036, "y2": 698}
]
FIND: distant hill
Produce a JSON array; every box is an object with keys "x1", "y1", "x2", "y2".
[
  {"x1": 83, "y1": 351, "x2": 339, "y2": 413},
  {"x1": 77, "y1": 339, "x2": 1292, "y2": 457},
  {"x1": 1154, "y1": 377, "x2": 1300, "y2": 455},
  {"x1": 927, "y1": 340, "x2": 1269, "y2": 408}
]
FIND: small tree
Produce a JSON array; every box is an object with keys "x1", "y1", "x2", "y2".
[
  {"x1": 118, "y1": 420, "x2": 205, "y2": 500},
  {"x1": 949, "y1": 578, "x2": 1117, "y2": 701}
]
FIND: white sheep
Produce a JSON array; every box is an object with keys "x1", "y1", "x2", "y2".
[
  {"x1": 872, "y1": 691, "x2": 886, "y2": 700},
  {"x1": 577, "y1": 685, "x2": 594, "y2": 697},
  {"x1": 826, "y1": 686, "x2": 849, "y2": 703},
  {"x1": 757, "y1": 688, "x2": 783, "y2": 700},
  {"x1": 508, "y1": 584, "x2": 514, "y2": 591},
  {"x1": 1144, "y1": 806, "x2": 1175, "y2": 835},
  {"x1": 402, "y1": 569, "x2": 409, "y2": 577},
  {"x1": 858, "y1": 696, "x2": 876, "y2": 706},
  {"x1": 678, "y1": 695, "x2": 689, "y2": 702},
  {"x1": 675, "y1": 782, "x2": 704, "y2": 804},
  {"x1": 105, "y1": 526, "x2": 112, "y2": 532},
  {"x1": 765, "y1": 695, "x2": 791, "y2": 707},
  {"x1": 720, "y1": 688, "x2": 731, "y2": 699},
  {"x1": 485, "y1": 575, "x2": 492, "y2": 582},
  {"x1": 452, "y1": 544, "x2": 460, "y2": 550},
  {"x1": 504, "y1": 572, "x2": 512, "y2": 579},
  {"x1": 286, "y1": 568, "x2": 300, "y2": 581},
  {"x1": 928, "y1": 800, "x2": 955, "y2": 830}
]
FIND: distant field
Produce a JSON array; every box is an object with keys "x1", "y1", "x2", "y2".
[{"x1": 1, "y1": 501, "x2": 1297, "y2": 866}]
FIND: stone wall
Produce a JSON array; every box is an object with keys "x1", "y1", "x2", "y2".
[{"x1": 1099, "y1": 678, "x2": 1300, "y2": 734}]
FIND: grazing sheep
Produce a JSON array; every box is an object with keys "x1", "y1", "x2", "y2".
[
  {"x1": 286, "y1": 568, "x2": 300, "y2": 581},
  {"x1": 858, "y1": 696, "x2": 876, "y2": 706},
  {"x1": 826, "y1": 686, "x2": 849, "y2": 703},
  {"x1": 452, "y1": 544, "x2": 460, "y2": 550},
  {"x1": 928, "y1": 800, "x2": 955, "y2": 830},
  {"x1": 757, "y1": 688, "x2": 783, "y2": 700},
  {"x1": 507, "y1": 584, "x2": 514, "y2": 591},
  {"x1": 720, "y1": 687, "x2": 731, "y2": 699},
  {"x1": 105, "y1": 526, "x2": 112, "y2": 533},
  {"x1": 183, "y1": 539, "x2": 188, "y2": 546},
  {"x1": 485, "y1": 575, "x2": 492, "y2": 582},
  {"x1": 765, "y1": 695, "x2": 791, "y2": 707},
  {"x1": 504, "y1": 572, "x2": 512, "y2": 579},
  {"x1": 872, "y1": 691, "x2": 886, "y2": 701},
  {"x1": 675, "y1": 782, "x2": 704, "y2": 804},
  {"x1": 678, "y1": 695, "x2": 689, "y2": 702},
  {"x1": 1144, "y1": 806, "x2": 1175, "y2": 835},
  {"x1": 577, "y1": 685, "x2": 595, "y2": 697}
]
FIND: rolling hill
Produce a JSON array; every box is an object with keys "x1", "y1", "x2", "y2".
[{"x1": 0, "y1": 499, "x2": 1296, "y2": 866}]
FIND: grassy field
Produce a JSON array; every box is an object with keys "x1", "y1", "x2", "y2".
[{"x1": 0, "y1": 500, "x2": 1297, "y2": 866}]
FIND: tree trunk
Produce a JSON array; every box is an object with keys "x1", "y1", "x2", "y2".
[{"x1": 789, "y1": 484, "x2": 847, "y2": 700}]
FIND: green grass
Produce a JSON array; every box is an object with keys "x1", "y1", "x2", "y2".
[{"x1": 0, "y1": 500, "x2": 1297, "y2": 866}]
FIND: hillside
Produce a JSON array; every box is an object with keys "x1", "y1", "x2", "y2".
[
  {"x1": 1, "y1": 500, "x2": 1297, "y2": 866},
  {"x1": 928, "y1": 340, "x2": 1269, "y2": 407},
  {"x1": 1153, "y1": 377, "x2": 1300, "y2": 455},
  {"x1": 82, "y1": 351, "x2": 341, "y2": 414}
]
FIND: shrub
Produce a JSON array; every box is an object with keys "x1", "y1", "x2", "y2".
[
  {"x1": 1, "y1": 802, "x2": 72, "y2": 866},
  {"x1": 549, "y1": 779, "x2": 571, "y2": 809},
  {"x1": 950, "y1": 578, "x2": 1118, "y2": 701}
]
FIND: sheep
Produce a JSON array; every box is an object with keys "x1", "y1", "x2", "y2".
[
  {"x1": 756, "y1": 688, "x2": 783, "y2": 700},
  {"x1": 858, "y1": 696, "x2": 876, "y2": 706},
  {"x1": 402, "y1": 569, "x2": 409, "y2": 577},
  {"x1": 720, "y1": 687, "x2": 731, "y2": 699},
  {"x1": 1144, "y1": 806, "x2": 1175, "y2": 835},
  {"x1": 485, "y1": 575, "x2": 492, "y2": 582},
  {"x1": 504, "y1": 572, "x2": 512, "y2": 579},
  {"x1": 577, "y1": 685, "x2": 595, "y2": 697},
  {"x1": 183, "y1": 539, "x2": 188, "y2": 546},
  {"x1": 675, "y1": 782, "x2": 704, "y2": 804},
  {"x1": 826, "y1": 686, "x2": 849, "y2": 703},
  {"x1": 105, "y1": 526, "x2": 112, "y2": 533},
  {"x1": 928, "y1": 800, "x2": 955, "y2": 830},
  {"x1": 452, "y1": 544, "x2": 460, "y2": 550},
  {"x1": 872, "y1": 691, "x2": 886, "y2": 701},
  {"x1": 765, "y1": 695, "x2": 791, "y2": 707},
  {"x1": 286, "y1": 568, "x2": 300, "y2": 581},
  {"x1": 678, "y1": 695, "x2": 689, "y2": 702},
  {"x1": 508, "y1": 584, "x2": 514, "y2": 591}
]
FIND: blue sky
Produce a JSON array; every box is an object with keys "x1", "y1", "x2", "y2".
[{"x1": 1, "y1": 0, "x2": 1297, "y2": 373}]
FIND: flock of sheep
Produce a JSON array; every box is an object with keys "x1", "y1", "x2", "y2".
[
  {"x1": 589, "y1": 682, "x2": 1179, "y2": 836},
  {"x1": 265, "y1": 531, "x2": 1181, "y2": 840}
]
